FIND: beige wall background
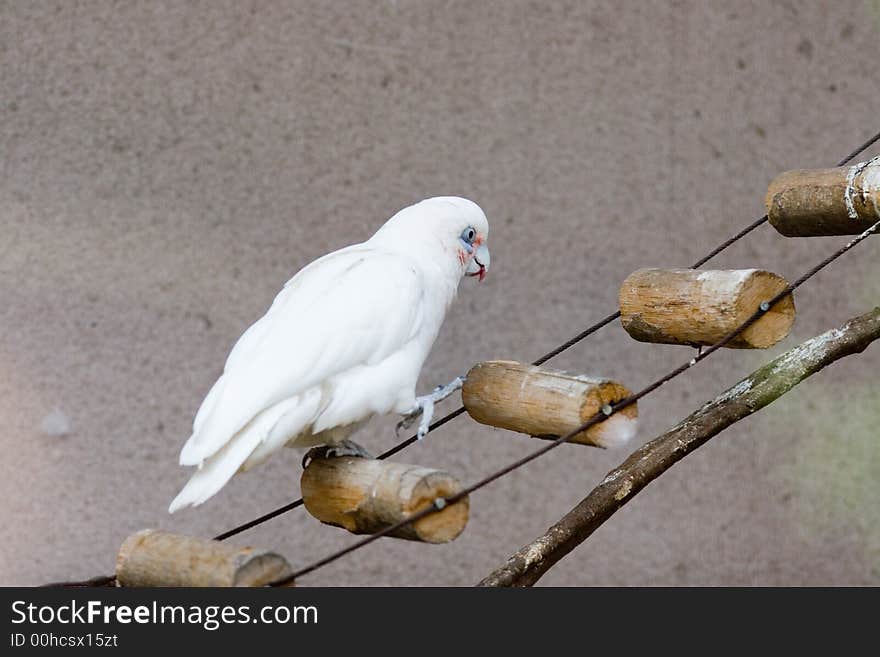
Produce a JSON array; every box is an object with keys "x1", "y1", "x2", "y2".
[{"x1": 1, "y1": 1, "x2": 878, "y2": 586}]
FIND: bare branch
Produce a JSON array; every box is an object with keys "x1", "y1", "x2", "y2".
[{"x1": 478, "y1": 307, "x2": 880, "y2": 587}]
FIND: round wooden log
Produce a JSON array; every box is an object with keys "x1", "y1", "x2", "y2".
[
  {"x1": 300, "y1": 458, "x2": 469, "y2": 543},
  {"x1": 618, "y1": 268, "x2": 795, "y2": 349},
  {"x1": 116, "y1": 529, "x2": 293, "y2": 587},
  {"x1": 766, "y1": 158, "x2": 880, "y2": 236},
  {"x1": 461, "y1": 360, "x2": 638, "y2": 449}
]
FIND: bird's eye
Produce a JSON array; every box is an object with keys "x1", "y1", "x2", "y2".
[{"x1": 461, "y1": 227, "x2": 477, "y2": 244}]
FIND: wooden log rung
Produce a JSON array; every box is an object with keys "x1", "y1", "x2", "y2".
[
  {"x1": 766, "y1": 157, "x2": 880, "y2": 237},
  {"x1": 461, "y1": 360, "x2": 638, "y2": 449},
  {"x1": 618, "y1": 268, "x2": 795, "y2": 349},
  {"x1": 300, "y1": 457, "x2": 469, "y2": 543},
  {"x1": 115, "y1": 529, "x2": 293, "y2": 587}
]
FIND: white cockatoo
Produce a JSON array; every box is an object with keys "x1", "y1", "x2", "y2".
[{"x1": 169, "y1": 196, "x2": 490, "y2": 512}]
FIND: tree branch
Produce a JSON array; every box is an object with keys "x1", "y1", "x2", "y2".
[{"x1": 478, "y1": 307, "x2": 880, "y2": 587}]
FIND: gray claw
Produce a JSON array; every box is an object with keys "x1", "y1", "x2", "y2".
[
  {"x1": 302, "y1": 440, "x2": 373, "y2": 468},
  {"x1": 397, "y1": 375, "x2": 466, "y2": 441},
  {"x1": 395, "y1": 411, "x2": 418, "y2": 438}
]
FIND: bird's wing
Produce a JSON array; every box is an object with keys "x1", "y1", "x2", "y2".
[{"x1": 179, "y1": 246, "x2": 426, "y2": 466}]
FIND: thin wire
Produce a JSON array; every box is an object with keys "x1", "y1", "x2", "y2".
[
  {"x1": 690, "y1": 215, "x2": 770, "y2": 269},
  {"x1": 209, "y1": 127, "x2": 880, "y2": 544},
  {"x1": 837, "y1": 130, "x2": 880, "y2": 168},
  {"x1": 213, "y1": 499, "x2": 305, "y2": 541},
  {"x1": 532, "y1": 310, "x2": 622, "y2": 366},
  {"x1": 271, "y1": 216, "x2": 880, "y2": 586}
]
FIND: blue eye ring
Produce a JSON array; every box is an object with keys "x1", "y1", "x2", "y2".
[{"x1": 461, "y1": 227, "x2": 477, "y2": 244}]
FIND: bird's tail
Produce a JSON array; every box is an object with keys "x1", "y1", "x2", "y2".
[
  {"x1": 168, "y1": 390, "x2": 322, "y2": 513},
  {"x1": 168, "y1": 427, "x2": 265, "y2": 513}
]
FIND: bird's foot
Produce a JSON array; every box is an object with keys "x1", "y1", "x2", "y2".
[
  {"x1": 301, "y1": 439, "x2": 373, "y2": 468},
  {"x1": 396, "y1": 376, "x2": 466, "y2": 440}
]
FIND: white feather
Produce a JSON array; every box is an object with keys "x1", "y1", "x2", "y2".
[
  {"x1": 169, "y1": 196, "x2": 489, "y2": 512},
  {"x1": 239, "y1": 388, "x2": 323, "y2": 471}
]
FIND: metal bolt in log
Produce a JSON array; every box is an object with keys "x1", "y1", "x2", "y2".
[
  {"x1": 116, "y1": 529, "x2": 293, "y2": 587},
  {"x1": 461, "y1": 360, "x2": 638, "y2": 449},
  {"x1": 766, "y1": 157, "x2": 880, "y2": 236},
  {"x1": 619, "y1": 268, "x2": 795, "y2": 349},
  {"x1": 300, "y1": 458, "x2": 469, "y2": 543}
]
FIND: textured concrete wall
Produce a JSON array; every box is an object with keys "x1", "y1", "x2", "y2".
[{"x1": 1, "y1": 1, "x2": 878, "y2": 586}]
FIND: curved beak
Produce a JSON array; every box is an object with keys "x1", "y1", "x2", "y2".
[{"x1": 465, "y1": 244, "x2": 490, "y2": 281}]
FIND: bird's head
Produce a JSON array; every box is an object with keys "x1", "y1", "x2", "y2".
[
  {"x1": 373, "y1": 196, "x2": 490, "y2": 282},
  {"x1": 456, "y1": 208, "x2": 491, "y2": 283}
]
